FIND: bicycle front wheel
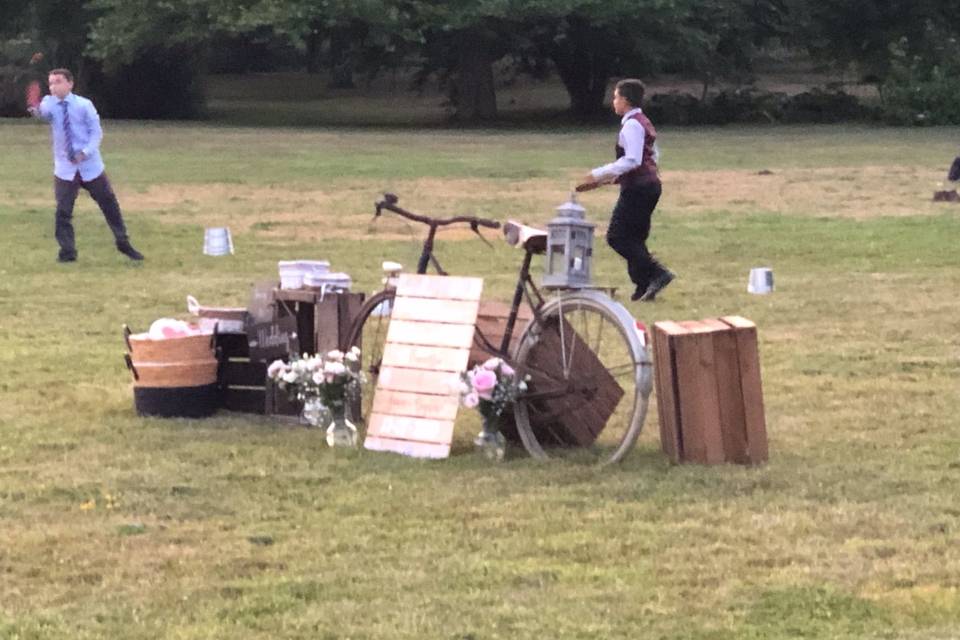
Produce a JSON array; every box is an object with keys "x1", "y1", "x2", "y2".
[
  {"x1": 342, "y1": 289, "x2": 396, "y2": 428},
  {"x1": 512, "y1": 290, "x2": 652, "y2": 464}
]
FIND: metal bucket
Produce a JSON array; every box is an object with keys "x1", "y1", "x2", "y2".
[{"x1": 203, "y1": 227, "x2": 234, "y2": 256}]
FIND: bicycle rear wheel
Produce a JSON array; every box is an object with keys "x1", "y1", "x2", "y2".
[
  {"x1": 342, "y1": 289, "x2": 396, "y2": 428},
  {"x1": 512, "y1": 290, "x2": 652, "y2": 464}
]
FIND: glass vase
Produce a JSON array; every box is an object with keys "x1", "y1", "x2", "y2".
[
  {"x1": 301, "y1": 396, "x2": 329, "y2": 428},
  {"x1": 474, "y1": 415, "x2": 506, "y2": 462},
  {"x1": 326, "y1": 402, "x2": 358, "y2": 448}
]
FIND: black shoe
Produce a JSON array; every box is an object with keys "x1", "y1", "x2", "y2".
[
  {"x1": 630, "y1": 283, "x2": 649, "y2": 302},
  {"x1": 639, "y1": 270, "x2": 675, "y2": 302},
  {"x1": 58, "y1": 252, "x2": 77, "y2": 263},
  {"x1": 117, "y1": 242, "x2": 144, "y2": 261}
]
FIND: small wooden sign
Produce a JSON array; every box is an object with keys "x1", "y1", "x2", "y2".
[
  {"x1": 245, "y1": 314, "x2": 299, "y2": 362},
  {"x1": 363, "y1": 273, "x2": 482, "y2": 459}
]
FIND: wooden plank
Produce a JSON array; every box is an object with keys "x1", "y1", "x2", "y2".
[
  {"x1": 371, "y1": 389, "x2": 460, "y2": 421},
  {"x1": 214, "y1": 333, "x2": 250, "y2": 358},
  {"x1": 222, "y1": 387, "x2": 266, "y2": 414},
  {"x1": 391, "y1": 297, "x2": 481, "y2": 325},
  {"x1": 396, "y1": 273, "x2": 484, "y2": 301},
  {"x1": 381, "y1": 342, "x2": 470, "y2": 372},
  {"x1": 701, "y1": 318, "x2": 750, "y2": 464},
  {"x1": 652, "y1": 321, "x2": 685, "y2": 463},
  {"x1": 220, "y1": 359, "x2": 267, "y2": 387},
  {"x1": 312, "y1": 295, "x2": 341, "y2": 355},
  {"x1": 386, "y1": 320, "x2": 475, "y2": 349},
  {"x1": 366, "y1": 413, "x2": 455, "y2": 444},
  {"x1": 721, "y1": 316, "x2": 769, "y2": 464},
  {"x1": 363, "y1": 436, "x2": 450, "y2": 459},
  {"x1": 671, "y1": 321, "x2": 725, "y2": 464},
  {"x1": 376, "y1": 366, "x2": 462, "y2": 394},
  {"x1": 338, "y1": 292, "x2": 365, "y2": 350}
]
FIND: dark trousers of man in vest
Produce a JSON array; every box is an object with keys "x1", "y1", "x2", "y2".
[
  {"x1": 54, "y1": 172, "x2": 129, "y2": 260},
  {"x1": 606, "y1": 181, "x2": 667, "y2": 294}
]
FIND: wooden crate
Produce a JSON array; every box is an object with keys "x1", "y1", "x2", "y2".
[
  {"x1": 215, "y1": 332, "x2": 300, "y2": 416},
  {"x1": 469, "y1": 299, "x2": 534, "y2": 366},
  {"x1": 652, "y1": 316, "x2": 768, "y2": 465},
  {"x1": 521, "y1": 315, "x2": 624, "y2": 447},
  {"x1": 273, "y1": 289, "x2": 364, "y2": 356}
]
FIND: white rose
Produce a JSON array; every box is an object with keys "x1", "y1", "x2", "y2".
[
  {"x1": 326, "y1": 350, "x2": 344, "y2": 363},
  {"x1": 324, "y1": 361, "x2": 346, "y2": 376}
]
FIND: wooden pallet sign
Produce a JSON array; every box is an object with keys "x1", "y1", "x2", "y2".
[
  {"x1": 652, "y1": 316, "x2": 768, "y2": 465},
  {"x1": 363, "y1": 273, "x2": 483, "y2": 459}
]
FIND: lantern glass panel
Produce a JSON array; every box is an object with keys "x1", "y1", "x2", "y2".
[
  {"x1": 549, "y1": 244, "x2": 566, "y2": 274},
  {"x1": 572, "y1": 246, "x2": 587, "y2": 272}
]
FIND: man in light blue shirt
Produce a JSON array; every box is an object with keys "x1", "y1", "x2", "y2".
[{"x1": 29, "y1": 68, "x2": 143, "y2": 263}]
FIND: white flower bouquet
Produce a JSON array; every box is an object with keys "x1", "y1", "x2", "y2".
[{"x1": 267, "y1": 347, "x2": 364, "y2": 413}]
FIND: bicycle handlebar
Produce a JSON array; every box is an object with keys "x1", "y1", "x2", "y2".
[{"x1": 375, "y1": 193, "x2": 501, "y2": 231}]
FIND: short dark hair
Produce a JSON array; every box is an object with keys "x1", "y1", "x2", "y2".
[
  {"x1": 49, "y1": 68, "x2": 74, "y2": 83},
  {"x1": 615, "y1": 79, "x2": 646, "y2": 107}
]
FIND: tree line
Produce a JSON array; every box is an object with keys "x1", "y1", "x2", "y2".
[{"x1": 2, "y1": 0, "x2": 959, "y2": 123}]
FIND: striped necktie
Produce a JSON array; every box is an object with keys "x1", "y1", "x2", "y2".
[{"x1": 60, "y1": 101, "x2": 76, "y2": 161}]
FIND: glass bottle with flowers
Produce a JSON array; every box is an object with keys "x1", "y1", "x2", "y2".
[
  {"x1": 459, "y1": 357, "x2": 528, "y2": 461},
  {"x1": 267, "y1": 347, "x2": 365, "y2": 447}
]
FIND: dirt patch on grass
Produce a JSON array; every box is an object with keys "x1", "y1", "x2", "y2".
[
  {"x1": 662, "y1": 165, "x2": 952, "y2": 219},
  {"x1": 111, "y1": 166, "x2": 954, "y2": 242}
]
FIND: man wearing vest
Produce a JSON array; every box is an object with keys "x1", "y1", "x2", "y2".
[
  {"x1": 28, "y1": 68, "x2": 144, "y2": 263},
  {"x1": 584, "y1": 78, "x2": 673, "y2": 302}
]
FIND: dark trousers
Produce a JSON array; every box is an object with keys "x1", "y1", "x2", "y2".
[
  {"x1": 54, "y1": 172, "x2": 129, "y2": 258},
  {"x1": 606, "y1": 180, "x2": 666, "y2": 290}
]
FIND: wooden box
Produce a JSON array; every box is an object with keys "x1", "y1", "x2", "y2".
[
  {"x1": 652, "y1": 316, "x2": 768, "y2": 465},
  {"x1": 273, "y1": 289, "x2": 364, "y2": 355},
  {"x1": 216, "y1": 332, "x2": 299, "y2": 416}
]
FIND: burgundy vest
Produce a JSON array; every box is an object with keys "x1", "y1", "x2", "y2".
[{"x1": 615, "y1": 111, "x2": 660, "y2": 188}]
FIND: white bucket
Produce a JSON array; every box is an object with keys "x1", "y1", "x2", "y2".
[
  {"x1": 747, "y1": 267, "x2": 774, "y2": 294},
  {"x1": 297, "y1": 260, "x2": 330, "y2": 275},
  {"x1": 203, "y1": 227, "x2": 233, "y2": 256},
  {"x1": 278, "y1": 260, "x2": 304, "y2": 289}
]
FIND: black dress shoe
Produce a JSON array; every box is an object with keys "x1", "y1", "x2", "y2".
[
  {"x1": 58, "y1": 252, "x2": 77, "y2": 263},
  {"x1": 117, "y1": 242, "x2": 144, "y2": 261},
  {"x1": 630, "y1": 283, "x2": 649, "y2": 301},
  {"x1": 639, "y1": 270, "x2": 675, "y2": 302}
]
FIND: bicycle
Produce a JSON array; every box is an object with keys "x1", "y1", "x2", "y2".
[
  {"x1": 345, "y1": 193, "x2": 653, "y2": 465},
  {"x1": 341, "y1": 193, "x2": 500, "y2": 425}
]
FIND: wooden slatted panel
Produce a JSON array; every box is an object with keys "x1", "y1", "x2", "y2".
[
  {"x1": 652, "y1": 321, "x2": 685, "y2": 463},
  {"x1": 522, "y1": 316, "x2": 624, "y2": 447},
  {"x1": 721, "y1": 316, "x2": 769, "y2": 463},
  {"x1": 364, "y1": 274, "x2": 482, "y2": 459}
]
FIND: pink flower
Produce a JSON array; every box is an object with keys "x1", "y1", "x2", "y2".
[
  {"x1": 463, "y1": 391, "x2": 480, "y2": 408},
  {"x1": 472, "y1": 369, "x2": 497, "y2": 400}
]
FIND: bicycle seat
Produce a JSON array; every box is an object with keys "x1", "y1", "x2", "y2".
[{"x1": 503, "y1": 220, "x2": 547, "y2": 254}]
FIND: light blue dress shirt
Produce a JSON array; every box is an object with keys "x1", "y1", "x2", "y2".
[{"x1": 35, "y1": 93, "x2": 106, "y2": 181}]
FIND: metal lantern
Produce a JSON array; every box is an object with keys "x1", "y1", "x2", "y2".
[{"x1": 542, "y1": 192, "x2": 595, "y2": 288}]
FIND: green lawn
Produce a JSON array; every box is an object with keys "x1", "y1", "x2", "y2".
[{"x1": 1, "y1": 115, "x2": 959, "y2": 639}]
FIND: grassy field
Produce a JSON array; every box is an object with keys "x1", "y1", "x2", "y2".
[{"x1": 1, "y1": 112, "x2": 959, "y2": 639}]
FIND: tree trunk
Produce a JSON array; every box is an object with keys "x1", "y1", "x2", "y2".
[
  {"x1": 550, "y1": 16, "x2": 615, "y2": 122},
  {"x1": 305, "y1": 25, "x2": 323, "y2": 74},
  {"x1": 328, "y1": 27, "x2": 355, "y2": 89},
  {"x1": 453, "y1": 28, "x2": 497, "y2": 122}
]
